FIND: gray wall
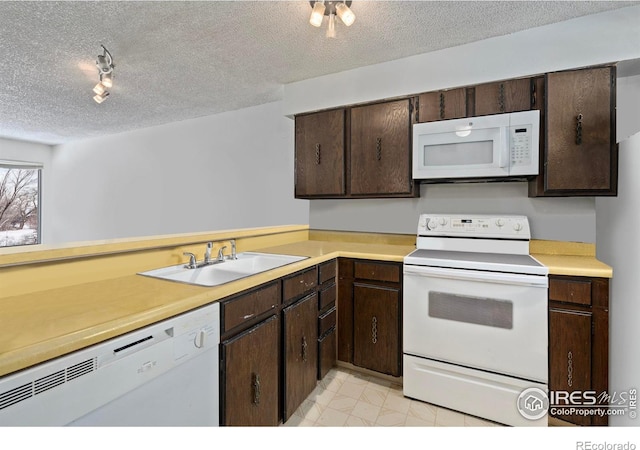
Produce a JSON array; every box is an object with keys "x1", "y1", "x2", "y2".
[
  {"x1": 49, "y1": 101, "x2": 309, "y2": 243},
  {"x1": 310, "y1": 183, "x2": 596, "y2": 242}
]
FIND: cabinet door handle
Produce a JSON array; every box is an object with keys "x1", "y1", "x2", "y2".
[
  {"x1": 575, "y1": 114, "x2": 583, "y2": 145},
  {"x1": 567, "y1": 351, "x2": 573, "y2": 387},
  {"x1": 439, "y1": 93, "x2": 445, "y2": 119},
  {"x1": 252, "y1": 373, "x2": 261, "y2": 405},
  {"x1": 315, "y1": 143, "x2": 321, "y2": 164},
  {"x1": 376, "y1": 138, "x2": 382, "y2": 161},
  {"x1": 371, "y1": 316, "x2": 378, "y2": 344},
  {"x1": 498, "y1": 83, "x2": 506, "y2": 113},
  {"x1": 302, "y1": 336, "x2": 308, "y2": 362}
]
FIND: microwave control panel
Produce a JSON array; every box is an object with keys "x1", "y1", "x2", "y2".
[
  {"x1": 508, "y1": 109, "x2": 540, "y2": 175},
  {"x1": 509, "y1": 125, "x2": 532, "y2": 167}
]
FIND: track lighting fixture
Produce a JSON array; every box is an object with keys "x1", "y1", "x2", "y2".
[
  {"x1": 92, "y1": 45, "x2": 114, "y2": 103},
  {"x1": 309, "y1": 1, "x2": 355, "y2": 38}
]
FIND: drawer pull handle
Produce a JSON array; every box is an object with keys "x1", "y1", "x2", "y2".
[
  {"x1": 371, "y1": 316, "x2": 378, "y2": 344},
  {"x1": 315, "y1": 143, "x2": 321, "y2": 165},
  {"x1": 252, "y1": 373, "x2": 261, "y2": 405},
  {"x1": 242, "y1": 314, "x2": 254, "y2": 320},
  {"x1": 376, "y1": 138, "x2": 382, "y2": 161},
  {"x1": 576, "y1": 113, "x2": 583, "y2": 145},
  {"x1": 302, "y1": 336, "x2": 308, "y2": 362}
]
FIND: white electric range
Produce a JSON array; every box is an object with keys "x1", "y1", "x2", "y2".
[{"x1": 403, "y1": 214, "x2": 549, "y2": 426}]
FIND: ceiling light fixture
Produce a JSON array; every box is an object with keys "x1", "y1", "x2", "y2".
[
  {"x1": 309, "y1": 1, "x2": 355, "y2": 38},
  {"x1": 93, "y1": 45, "x2": 114, "y2": 103}
]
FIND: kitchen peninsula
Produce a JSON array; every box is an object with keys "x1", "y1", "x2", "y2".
[{"x1": 0, "y1": 225, "x2": 612, "y2": 426}]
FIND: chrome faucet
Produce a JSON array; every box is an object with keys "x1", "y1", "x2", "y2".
[
  {"x1": 217, "y1": 246, "x2": 227, "y2": 262},
  {"x1": 204, "y1": 242, "x2": 213, "y2": 264},
  {"x1": 183, "y1": 252, "x2": 198, "y2": 269}
]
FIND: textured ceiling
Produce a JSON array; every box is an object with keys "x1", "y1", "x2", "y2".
[{"x1": 0, "y1": 1, "x2": 638, "y2": 145}]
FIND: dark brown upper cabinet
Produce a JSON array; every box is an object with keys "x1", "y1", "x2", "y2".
[
  {"x1": 473, "y1": 78, "x2": 534, "y2": 116},
  {"x1": 350, "y1": 99, "x2": 415, "y2": 196},
  {"x1": 417, "y1": 88, "x2": 467, "y2": 122},
  {"x1": 529, "y1": 66, "x2": 617, "y2": 197},
  {"x1": 294, "y1": 98, "x2": 418, "y2": 199},
  {"x1": 295, "y1": 108, "x2": 345, "y2": 197}
]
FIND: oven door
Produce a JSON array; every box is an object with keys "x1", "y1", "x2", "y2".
[{"x1": 403, "y1": 264, "x2": 548, "y2": 382}]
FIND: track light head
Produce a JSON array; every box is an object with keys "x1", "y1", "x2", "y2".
[{"x1": 92, "y1": 45, "x2": 114, "y2": 104}]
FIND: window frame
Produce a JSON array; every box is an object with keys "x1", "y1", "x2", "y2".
[{"x1": 0, "y1": 159, "x2": 43, "y2": 247}]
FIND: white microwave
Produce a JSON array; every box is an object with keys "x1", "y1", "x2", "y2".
[{"x1": 412, "y1": 110, "x2": 540, "y2": 181}]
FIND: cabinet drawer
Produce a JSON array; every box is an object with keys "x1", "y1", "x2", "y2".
[
  {"x1": 319, "y1": 259, "x2": 337, "y2": 285},
  {"x1": 549, "y1": 278, "x2": 592, "y2": 306},
  {"x1": 222, "y1": 282, "x2": 281, "y2": 332},
  {"x1": 318, "y1": 306, "x2": 337, "y2": 337},
  {"x1": 283, "y1": 267, "x2": 318, "y2": 303},
  {"x1": 354, "y1": 261, "x2": 400, "y2": 283},
  {"x1": 318, "y1": 283, "x2": 336, "y2": 311}
]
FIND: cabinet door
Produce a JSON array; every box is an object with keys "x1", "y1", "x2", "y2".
[
  {"x1": 543, "y1": 67, "x2": 617, "y2": 195},
  {"x1": 283, "y1": 292, "x2": 318, "y2": 421},
  {"x1": 221, "y1": 315, "x2": 280, "y2": 426},
  {"x1": 417, "y1": 88, "x2": 467, "y2": 122},
  {"x1": 353, "y1": 283, "x2": 401, "y2": 376},
  {"x1": 350, "y1": 99, "x2": 413, "y2": 196},
  {"x1": 474, "y1": 79, "x2": 532, "y2": 116},
  {"x1": 549, "y1": 307, "x2": 592, "y2": 426},
  {"x1": 295, "y1": 109, "x2": 345, "y2": 197}
]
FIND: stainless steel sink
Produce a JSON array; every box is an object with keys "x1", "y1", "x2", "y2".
[{"x1": 138, "y1": 252, "x2": 308, "y2": 287}]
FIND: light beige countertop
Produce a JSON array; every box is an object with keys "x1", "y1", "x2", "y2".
[{"x1": 0, "y1": 230, "x2": 611, "y2": 378}]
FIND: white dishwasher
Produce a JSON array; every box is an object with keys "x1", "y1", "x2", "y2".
[{"x1": 0, "y1": 302, "x2": 220, "y2": 426}]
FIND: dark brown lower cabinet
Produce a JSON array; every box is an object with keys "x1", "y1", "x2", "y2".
[
  {"x1": 283, "y1": 293, "x2": 318, "y2": 421},
  {"x1": 337, "y1": 259, "x2": 403, "y2": 377},
  {"x1": 221, "y1": 315, "x2": 280, "y2": 426},
  {"x1": 353, "y1": 283, "x2": 401, "y2": 377},
  {"x1": 549, "y1": 308, "x2": 592, "y2": 426},
  {"x1": 548, "y1": 275, "x2": 609, "y2": 426},
  {"x1": 318, "y1": 327, "x2": 337, "y2": 380}
]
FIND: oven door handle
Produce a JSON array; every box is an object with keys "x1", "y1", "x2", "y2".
[{"x1": 403, "y1": 265, "x2": 548, "y2": 287}]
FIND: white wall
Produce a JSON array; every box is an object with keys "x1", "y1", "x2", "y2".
[
  {"x1": 617, "y1": 74, "x2": 640, "y2": 142},
  {"x1": 49, "y1": 101, "x2": 309, "y2": 243},
  {"x1": 0, "y1": 137, "x2": 53, "y2": 243},
  {"x1": 283, "y1": 5, "x2": 640, "y2": 115},
  {"x1": 595, "y1": 73, "x2": 640, "y2": 426}
]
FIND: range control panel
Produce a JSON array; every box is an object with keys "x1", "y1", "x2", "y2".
[{"x1": 417, "y1": 214, "x2": 531, "y2": 239}]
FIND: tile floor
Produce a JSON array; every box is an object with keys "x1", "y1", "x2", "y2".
[{"x1": 283, "y1": 366, "x2": 503, "y2": 427}]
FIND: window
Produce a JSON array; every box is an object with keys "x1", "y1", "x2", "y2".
[{"x1": 0, "y1": 161, "x2": 42, "y2": 247}]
